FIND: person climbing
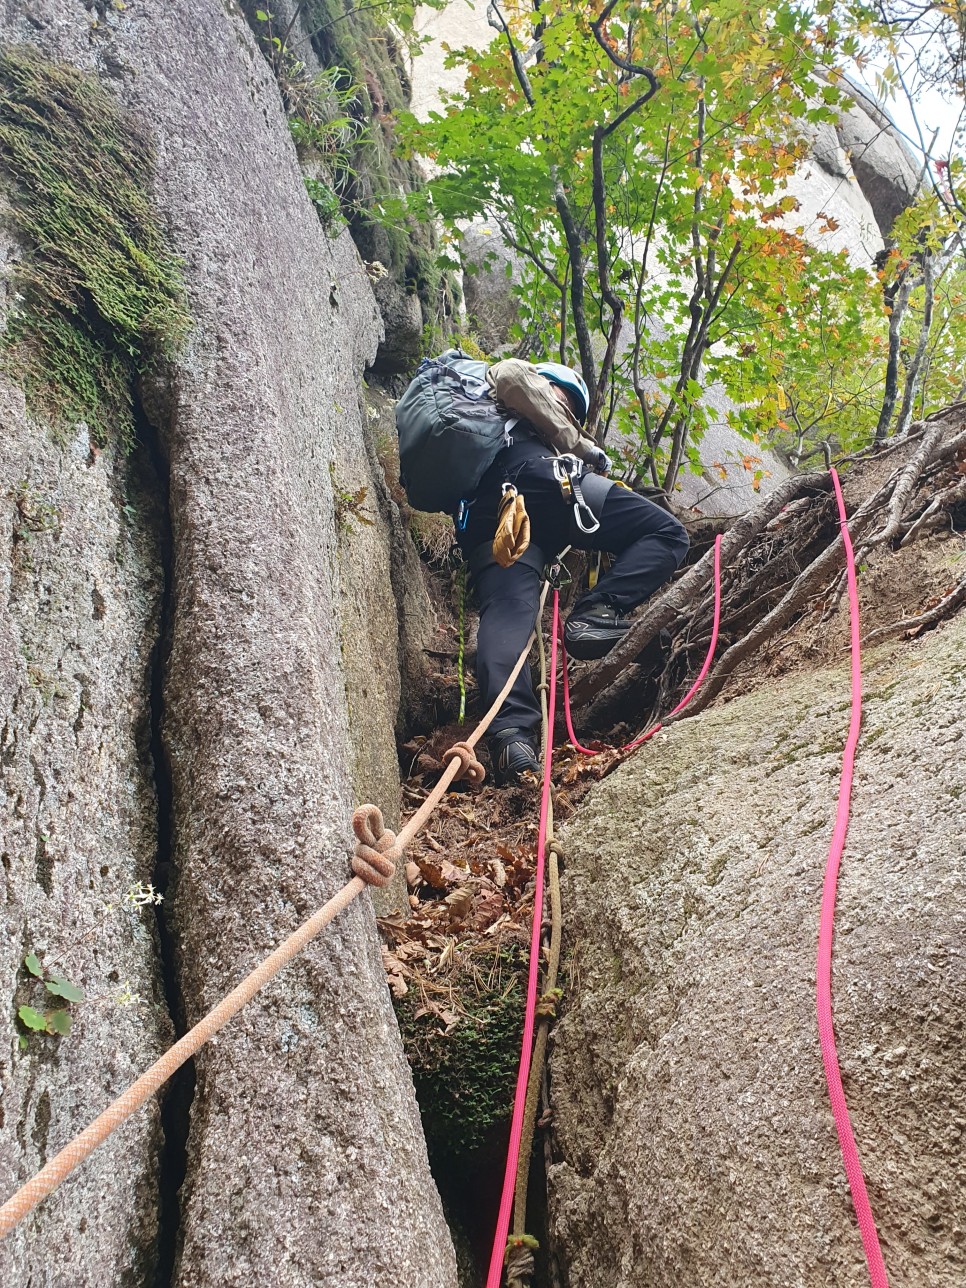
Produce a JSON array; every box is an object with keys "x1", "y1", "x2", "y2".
[{"x1": 457, "y1": 357, "x2": 690, "y2": 785}]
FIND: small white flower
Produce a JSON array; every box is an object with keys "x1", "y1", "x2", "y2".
[{"x1": 124, "y1": 881, "x2": 164, "y2": 908}]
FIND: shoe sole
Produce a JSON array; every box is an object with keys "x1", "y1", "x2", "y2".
[{"x1": 564, "y1": 622, "x2": 630, "y2": 661}]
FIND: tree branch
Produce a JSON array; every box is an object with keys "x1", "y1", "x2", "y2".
[
  {"x1": 591, "y1": 0, "x2": 659, "y2": 96},
  {"x1": 488, "y1": 1, "x2": 536, "y2": 106}
]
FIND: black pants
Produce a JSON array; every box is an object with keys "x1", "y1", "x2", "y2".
[{"x1": 459, "y1": 448, "x2": 689, "y2": 737}]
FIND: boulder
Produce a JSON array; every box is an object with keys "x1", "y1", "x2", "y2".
[
  {"x1": 549, "y1": 608, "x2": 966, "y2": 1286},
  {"x1": 369, "y1": 272, "x2": 425, "y2": 374},
  {"x1": 834, "y1": 81, "x2": 920, "y2": 239}
]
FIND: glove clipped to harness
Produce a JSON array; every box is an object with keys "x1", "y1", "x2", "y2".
[{"x1": 492, "y1": 483, "x2": 531, "y2": 568}]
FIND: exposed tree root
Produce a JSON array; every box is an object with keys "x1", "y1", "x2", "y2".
[
  {"x1": 900, "y1": 476, "x2": 966, "y2": 546},
  {"x1": 567, "y1": 470, "x2": 831, "y2": 709},
  {"x1": 570, "y1": 404, "x2": 966, "y2": 736},
  {"x1": 863, "y1": 572, "x2": 966, "y2": 647}
]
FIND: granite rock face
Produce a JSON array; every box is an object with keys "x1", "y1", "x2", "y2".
[
  {"x1": 0, "y1": 369, "x2": 171, "y2": 1285},
  {"x1": 549, "y1": 612, "x2": 966, "y2": 1287},
  {"x1": 460, "y1": 219, "x2": 524, "y2": 355},
  {"x1": 834, "y1": 81, "x2": 921, "y2": 239},
  {"x1": 0, "y1": 1, "x2": 456, "y2": 1284}
]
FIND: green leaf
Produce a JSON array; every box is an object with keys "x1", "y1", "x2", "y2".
[
  {"x1": 46, "y1": 1010, "x2": 71, "y2": 1036},
  {"x1": 18, "y1": 1005, "x2": 47, "y2": 1031},
  {"x1": 45, "y1": 976, "x2": 84, "y2": 1003},
  {"x1": 24, "y1": 953, "x2": 43, "y2": 978},
  {"x1": 255, "y1": 9, "x2": 269, "y2": 19},
  {"x1": 18, "y1": 1035, "x2": 28, "y2": 1051}
]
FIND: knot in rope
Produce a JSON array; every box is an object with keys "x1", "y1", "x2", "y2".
[
  {"x1": 504, "y1": 1234, "x2": 538, "y2": 1287},
  {"x1": 535, "y1": 987, "x2": 563, "y2": 1021},
  {"x1": 441, "y1": 740, "x2": 486, "y2": 785},
  {"x1": 350, "y1": 805, "x2": 398, "y2": 887}
]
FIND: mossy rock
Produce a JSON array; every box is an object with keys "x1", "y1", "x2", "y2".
[
  {"x1": 0, "y1": 46, "x2": 189, "y2": 446},
  {"x1": 394, "y1": 941, "x2": 526, "y2": 1158},
  {"x1": 297, "y1": 0, "x2": 456, "y2": 338}
]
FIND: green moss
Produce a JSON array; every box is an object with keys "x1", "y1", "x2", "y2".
[
  {"x1": 0, "y1": 46, "x2": 190, "y2": 445},
  {"x1": 299, "y1": 1, "x2": 454, "y2": 332},
  {"x1": 394, "y1": 943, "x2": 526, "y2": 1157}
]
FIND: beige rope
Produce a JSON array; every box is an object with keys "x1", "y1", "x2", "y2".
[
  {"x1": 0, "y1": 583, "x2": 551, "y2": 1238},
  {"x1": 0, "y1": 875, "x2": 365, "y2": 1238}
]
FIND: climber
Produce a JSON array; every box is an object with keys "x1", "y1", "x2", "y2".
[{"x1": 458, "y1": 357, "x2": 690, "y2": 784}]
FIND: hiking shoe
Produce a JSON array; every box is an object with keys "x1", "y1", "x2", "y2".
[
  {"x1": 488, "y1": 727, "x2": 540, "y2": 786},
  {"x1": 564, "y1": 602, "x2": 631, "y2": 661}
]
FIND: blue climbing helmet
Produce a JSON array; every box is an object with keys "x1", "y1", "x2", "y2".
[{"x1": 535, "y1": 361, "x2": 590, "y2": 425}]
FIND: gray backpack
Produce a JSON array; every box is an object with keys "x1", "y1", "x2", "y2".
[{"x1": 395, "y1": 349, "x2": 509, "y2": 514}]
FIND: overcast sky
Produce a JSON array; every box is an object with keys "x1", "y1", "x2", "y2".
[{"x1": 847, "y1": 30, "x2": 963, "y2": 167}]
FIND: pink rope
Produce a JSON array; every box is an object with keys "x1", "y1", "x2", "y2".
[
  {"x1": 562, "y1": 534, "x2": 723, "y2": 755},
  {"x1": 485, "y1": 592, "x2": 560, "y2": 1288},
  {"x1": 817, "y1": 470, "x2": 889, "y2": 1286}
]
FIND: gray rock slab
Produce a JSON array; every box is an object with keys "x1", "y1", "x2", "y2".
[
  {"x1": 0, "y1": 374, "x2": 171, "y2": 1285},
  {"x1": 834, "y1": 82, "x2": 920, "y2": 239},
  {"x1": 550, "y1": 613, "x2": 966, "y2": 1287}
]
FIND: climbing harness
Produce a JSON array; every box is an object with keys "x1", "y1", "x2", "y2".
[
  {"x1": 551, "y1": 453, "x2": 600, "y2": 535},
  {"x1": 492, "y1": 483, "x2": 531, "y2": 568}
]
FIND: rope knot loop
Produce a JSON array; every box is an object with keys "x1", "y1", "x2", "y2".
[
  {"x1": 351, "y1": 804, "x2": 399, "y2": 888},
  {"x1": 442, "y1": 740, "x2": 486, "y2": 785},
  {"x1": 504, "y1": 1234, "x2": 538, "y2": 1287},
  {"x1": 535, "y1": 987, "x2": 564, "y2": 1021}
]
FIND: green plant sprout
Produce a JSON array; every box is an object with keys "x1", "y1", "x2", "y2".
[
  {"x1": 17, "y1": 952, "x2": 84, "y2": 1049},
  {"x1": 329, "y1": 462, "x2": 374, "y2": 534}
]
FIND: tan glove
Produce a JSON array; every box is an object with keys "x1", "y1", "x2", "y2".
[{"x1": 492, "y1": 485, "x2": 531, "y2": 568}]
